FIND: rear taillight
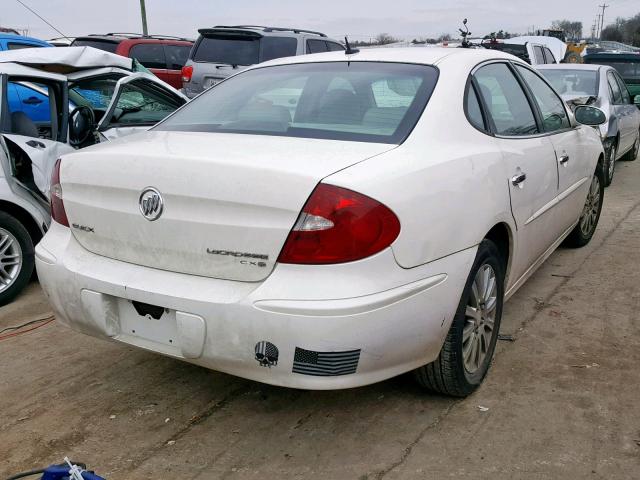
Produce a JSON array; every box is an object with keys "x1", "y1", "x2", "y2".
[
  {"x1": 50, "y1": 158, "x2": 69, "y2": 227},
  {"x1": 278, "y1": 184, "x2": 400, "y2": 265},
  {"x1": 181, "y1": 65, "x2": 193, "y2": 83}
]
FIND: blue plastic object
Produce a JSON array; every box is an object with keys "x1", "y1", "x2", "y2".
[{"x1": 40, "y1": 464, "x2": 105, "y2": 480}]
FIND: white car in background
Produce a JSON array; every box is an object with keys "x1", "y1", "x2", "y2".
[
  {"x1": 538, "y1": 63, "x2": 640, "y2": 186},
  {"x1": 0, "y1": 47, "x2": 187, "y2": 304},
  {"x1": 36, "y1": 47, "x2": 606, "y2": 396}
]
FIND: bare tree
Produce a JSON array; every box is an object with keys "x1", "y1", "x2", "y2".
[
  {"x1": 601, "y1": 13, "x2": 640, "y2": 46},
  {"x1": 551, "y1": 20, "x2": 583, "y2": 41},
  {"x1": 375, "y1": 33, "x2": 400, "y2": 45}
]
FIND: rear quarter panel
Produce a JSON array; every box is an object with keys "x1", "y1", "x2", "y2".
[{"x1": 325, "y1": 58, "x2": 516, "y2": 271}]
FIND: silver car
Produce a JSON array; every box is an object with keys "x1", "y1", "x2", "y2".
[
  {"x1": 181, "y1": 26, "x2": 344, "y2": 98},
  {"x1": 538, "y1": 64, "x2": 640, "y2": 186}
]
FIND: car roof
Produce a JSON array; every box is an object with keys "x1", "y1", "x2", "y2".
[
  {"x1": 201, "y1": 25, "x2": 328, "y2": 38},
  {"x1": 255, "y1": 46, "x2": 521, "y2": 70},
  {"x1": 537, "y1": 64, "x2": 603, "y2": 71},
  {"x1": 74, "y1": 34, "x2": 193, "y2": 43},
  {"x1": 0, "y1": 61, "x2": 66, "y2": 81},
  {"x1": 0, "y1": 33, "x2": 50, "y2": 45},
  {"x1": 0, "y1": 46, "x2": 133, "y2": 73}
]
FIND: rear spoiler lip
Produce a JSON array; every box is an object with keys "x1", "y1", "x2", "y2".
[{"x1": 197, "y1": 28, "x2": 263, "y2": 39}]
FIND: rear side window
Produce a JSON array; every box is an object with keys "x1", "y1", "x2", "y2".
[
  {"x1": 129, "y1": 44, "x2": 167, "y2": 69},
  {"x1": 164, "y1": 45, "x2": 191, "y2": 70},
  {"x1": 465, "y1": 83, "x2": 486, "y2": 131},
  {"x1": 607, "y1": 72, "x2": 623, "y2": 104},
  {"x1": 71, "y1": 39, "x2": 119, "y2": 53},
  {"x1": 515, "y1": 65, "x2": 570, "y2": 132},
  {"x1": 474, "y1": 63, "x2": 538, "y2": 136},
  {"x1": 533, "y1": 46, "x2": 545, "y2": 64},
  {"x1": 327, "y1": 42, "x2": 345, "y2": 52},
  {"x1": 307, "y1": 39, "x2": 327, "y2": 53},
  {"x1": 260, "y1": 37, "x2": 297, "y2": 62},
  {"x1": 157, "y1": 62, "x2": 439, "y2": 144},
  {"x1": 543, "y1": 47, "x2": 556, "y2": 63}
]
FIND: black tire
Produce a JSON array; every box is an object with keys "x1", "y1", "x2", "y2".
[
  {"x1": 414, "y1": 239, "x2": 504, "y2": 397},
  {"x1": 0, "y1": 211, "x2": 34, "y2": 306},
  {"x1": 564, "y1": 165, "x2": 605, "y2": 248},
  {"x1": 622, "y1": 131, "x2": 639, "y2": 162},
  {"x1": 603, "y1": 139, "x2": 617, "y2": 187}
]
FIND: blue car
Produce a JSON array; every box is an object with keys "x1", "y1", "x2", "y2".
[{"x1": 1, "y1": 34, "x2": 52, "y2": 123}]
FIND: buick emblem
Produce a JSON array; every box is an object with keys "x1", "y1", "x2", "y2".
[{"x1": 139, "y1": 187, "x2": 164, "y2": 221}]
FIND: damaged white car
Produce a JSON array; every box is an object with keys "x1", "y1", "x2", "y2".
[{"x1": 0, "y1": 47, "x2": 187, "y2": 304}]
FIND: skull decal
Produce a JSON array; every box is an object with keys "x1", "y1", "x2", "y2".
[{"x1": 255, "y1": 341, "x2": 279, "y2": 367}]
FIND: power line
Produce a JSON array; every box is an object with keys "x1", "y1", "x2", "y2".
[{"x1": 14, "y1": 0, "x2": 69, "y2": 39}]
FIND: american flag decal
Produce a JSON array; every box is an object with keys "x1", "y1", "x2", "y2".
[{"x1": 292, "y1": 347, "x2": 360, "y2": 376}]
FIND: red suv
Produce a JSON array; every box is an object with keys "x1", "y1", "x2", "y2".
[{"x1": 71, "y1": 34, "x2": 193, "y2": 89}]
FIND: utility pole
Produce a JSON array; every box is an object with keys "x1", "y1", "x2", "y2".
[
  {"x1": 599, "y1": 4, "x2": 609, "y2": 39},
  {"x1": 595, "y1": 14, "x2": 601, "y2": 38},
  {"x1": 139, "y1": 0, "x2": 148, "y2": 36}
]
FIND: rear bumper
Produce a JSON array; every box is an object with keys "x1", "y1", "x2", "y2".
[{"x1": 35, "y1": 222, "x2": 475, "y2": 389}]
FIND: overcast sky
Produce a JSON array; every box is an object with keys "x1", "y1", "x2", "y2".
[{"x1": 1, "y1": 0, "x2": 638, "y2": 41}]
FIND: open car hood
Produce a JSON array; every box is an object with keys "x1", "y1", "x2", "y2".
[{"x1": 0, "y1": 46, "x2": 134, "y2": 74}]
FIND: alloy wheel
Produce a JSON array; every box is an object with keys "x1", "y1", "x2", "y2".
[
  {"x1": 607, "y1": 144, "x2": 616, "y2": 182},
  {"x1": 463, "y1": 264, "x2": 498, "y2": 374},
  {"x1": 580, "y1": 174, "x2": 601, "y2": 237},
  {"x1": 0, "y1": 227, "x2": 22, "y2": 293}
]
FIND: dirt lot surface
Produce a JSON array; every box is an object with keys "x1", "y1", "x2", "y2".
[{"x1": 2, "y1": 160, "x2": 640, "y2": 479}]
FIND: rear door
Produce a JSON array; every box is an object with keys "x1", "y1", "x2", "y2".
[
  {"x1": 612, "y1": 70, "x2": 637, "y2": 153},
  {"x1": 607, "y1": 70, "x2": 630, "y2": 153},
  {"x1": 514, "y1": 64, "x2": 587, "y2": 232},
  {"x1": 474, "y1": 62, "x2": 559, "y2": 282}
]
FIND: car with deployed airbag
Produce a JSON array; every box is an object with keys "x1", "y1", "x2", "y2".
[
  {"x1": 0, "y1": 47, "x2": 187, "y2": 305},
  {"x1": 36, "y1": 47, "x2": 606, "y2": 396}
]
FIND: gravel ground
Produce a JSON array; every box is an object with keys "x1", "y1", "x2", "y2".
[{"x1": 1, "y1": 159, "x2": 639, "y2": 479}]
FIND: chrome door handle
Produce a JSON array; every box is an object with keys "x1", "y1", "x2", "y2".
[
  {"x1": 511, "y1": 172, "x2": 527, "y2": 186},
  {"x1": 559, "y1": 154, "x2": 569, "y2": 165}
]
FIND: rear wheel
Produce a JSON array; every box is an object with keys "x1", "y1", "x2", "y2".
[
  {"x1": 414, "y1": 239, "x2": 504, "y2": 397},
  {"x1": 623, "y1": 131, "x2": 639, "y2": 161},
  {"x1": 564, "y1": 165, "x2": 604, "y2": 248},
  {"x1": 604, "y1": 140, "x2": 617, "y2": 187},
  {"x1": 0, "y1": 211, "x2": 34, "y2": 306}
]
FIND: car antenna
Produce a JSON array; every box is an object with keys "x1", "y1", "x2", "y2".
[
  {"x1": 459, "y1": 18, "x2": 472, "y2": 48},
  {"x1": 344, "y1": 36, "x2": 360, "y2": 55}
]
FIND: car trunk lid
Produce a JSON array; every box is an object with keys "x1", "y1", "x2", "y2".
[{"x1": 61, "y1": 130, "x2": 395, "y2": 282}]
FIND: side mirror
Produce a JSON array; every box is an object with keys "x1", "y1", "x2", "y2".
[
  {"x1": 634, "y1": 95, "x2": 640, "y2": 107},
  {"x1": 69, "y1": 105, "x2": 96, "y2": 147},
  {"x1": 574, "y1": 105, "x2": 606, "y2": 126}
]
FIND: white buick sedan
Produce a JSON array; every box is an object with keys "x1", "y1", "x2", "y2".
[{"x1": 36, "y1": 47, "x2": 606, "y2": 396}]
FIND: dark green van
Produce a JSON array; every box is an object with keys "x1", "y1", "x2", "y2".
[{"x1": 584, "y1": 52, "x2": 640, "y2": 105}]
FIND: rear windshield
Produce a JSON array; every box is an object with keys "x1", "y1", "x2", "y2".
[
  {"x1": 589, "y1": 61, "x2": 640, "y2": 83},
  {"x1": 483, "y1": 43, "x2": 529, "y2": 63},
  {"x1": 539, "y1": 69, "x2": 598, "y2": 96},
  {"x1": 71, "y1": 39, "x2": 119, "y2": 53},
  {"x1": 193, "y1": 35, "x2": 297, "y2": 65},
  {"x1": 156, "y1": 61, "x2": 438, "y2": 144}
]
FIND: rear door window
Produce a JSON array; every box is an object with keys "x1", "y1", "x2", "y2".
[
  {"x1": 260, "y1": 37, "x2": 298, "y2": 62},
  {"x1": 515, "y1": 65, "x2": 570, "y2": 132},
  {"x1": 129, "y1": 44, "x2": 167, "y2": 69},
  {"x1": 474, "y1": 63, "x2": 538, "y2": 136},
  {"x1": 607, "y1": 72, "x2": 623, "y2": 104},
  {"x1": 533, "y1": 46, "x2": 545, "y2": 64},
  {"x1": 164, "y1": 45, "x2": 191, "y2": 70},
  {"x1": 613, "y1": 72, "x2": 631, "y2": 104}
]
